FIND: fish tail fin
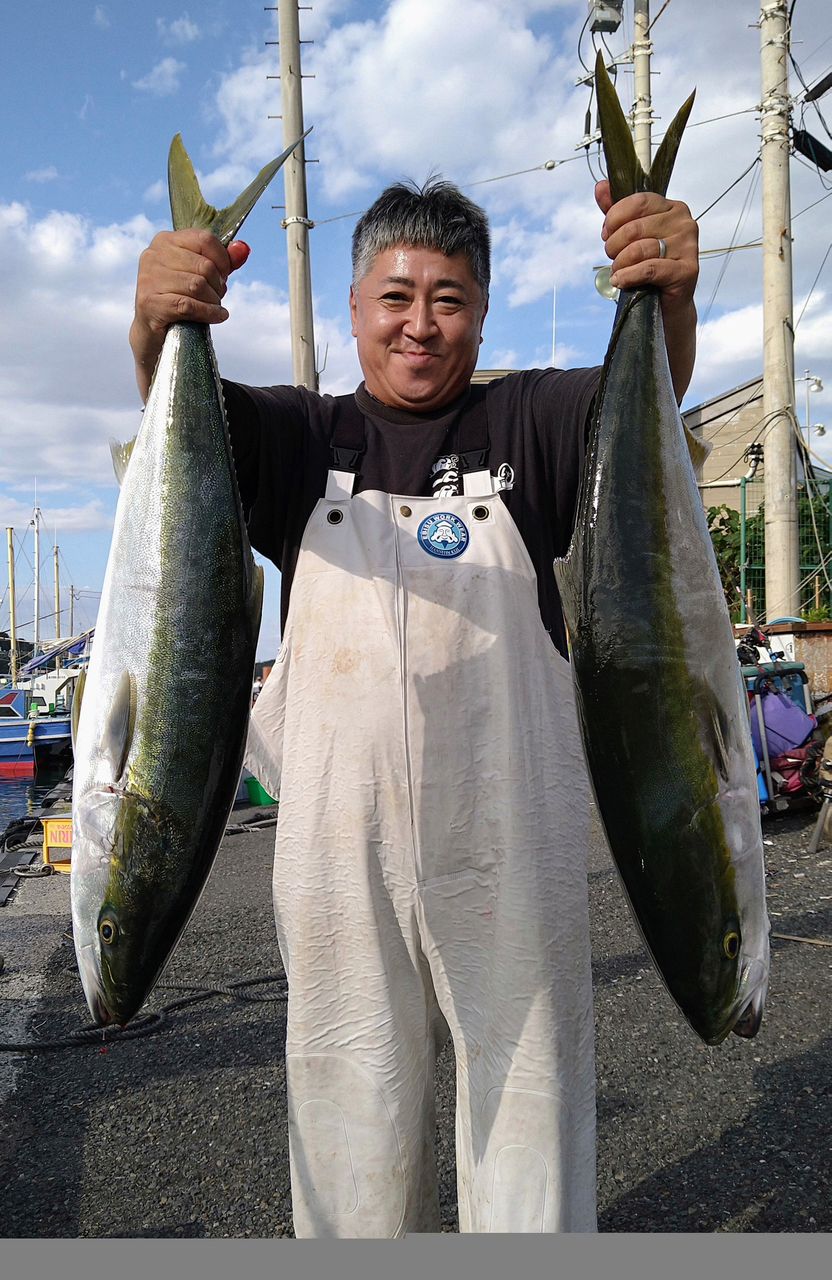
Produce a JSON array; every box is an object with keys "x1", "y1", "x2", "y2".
[
  {"x1": 649, "y1": 90, "x2": 696, "y2": 197},
  {"x1": 168, "y1": 129, "x2": 312, "y2": 245},
  {"x1": 595, "y1": 51, "x2": 694, "y2": 200}
]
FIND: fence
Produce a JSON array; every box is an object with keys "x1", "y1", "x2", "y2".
[{"x1": 742, "y1": 476, "x2": 832, "y2": 622}]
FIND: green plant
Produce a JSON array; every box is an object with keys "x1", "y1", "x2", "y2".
[{"x1": 706, "y1": 504, "x2": 743, "y2": 618}]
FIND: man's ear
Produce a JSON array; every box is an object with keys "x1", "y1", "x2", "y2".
[{"x1": 349, "y1": 284, "x2": 358, "y2": 337}]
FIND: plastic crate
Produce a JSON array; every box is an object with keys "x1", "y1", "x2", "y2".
[
  {"x1": 245, "y1": 777, "x2": 277, "y2": 806},
  {"x1": 42, "y1": 815, "x2": 72, "y2": 873},
  {"x1": 741, "y1": 662, "x2": 812, "y2": 715}
]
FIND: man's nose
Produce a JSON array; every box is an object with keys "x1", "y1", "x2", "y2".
[{"x1": 403, "y1": 301, "x2": 436, "y2": 341}]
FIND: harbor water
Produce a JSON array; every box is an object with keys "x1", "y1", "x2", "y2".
[{"x1": 0, "y1": 762, "x2": 68, "y2": 834}]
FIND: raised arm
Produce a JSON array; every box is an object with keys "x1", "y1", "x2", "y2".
[
  {"x1": 129, "y1": 231, "x2": 251, "y2": 402},
  {"x1": 594, "y1": 181, "x2": 699, "y2": 405}
]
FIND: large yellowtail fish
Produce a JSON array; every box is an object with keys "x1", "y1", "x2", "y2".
[
  {"x1": 70, "y1": 133, "x2": 304, "y2": 1026},
  {"x1": 555, "y1": 55, "x2": 769, "y2": 1044}
]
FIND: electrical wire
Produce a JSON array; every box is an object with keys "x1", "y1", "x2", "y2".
[
  {"x1": 787, "y1": 409, "x2": 832, "y2": 597},
  {"x1": 695, "y1": 156, "x2": 761, "y2": 222},
  {"x1": 794, "y1": 241, "x2": 832, "y2": 332},
  {"x1": 698, "y1": 162, "x2": 762, "y2": 328},
  {"x1": 646, "y1": 0, "x2": 674, "y2": 35}
]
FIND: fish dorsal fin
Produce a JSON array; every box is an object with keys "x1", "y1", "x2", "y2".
[
  {"x1": 70, "y1": 669, "x2": 86, "y2": 756},
  {"x1": 101, "y1": 670, "x2": 137, "y2": 783},
  {"x1": 110, "y1": 437, "x2": 136, "y2": 487},
  {"x1": 594, "y1": 51, "x2": 695, "y2": 200},
  {"x1": 168, "y1": 130, "x2": 312, "y2": 245}
]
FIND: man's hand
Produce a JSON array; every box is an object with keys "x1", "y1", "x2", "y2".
[
  {"x1": 129, "y1": 231, "x2": 251, "y2": 402},
  {"x1": 595, "y1": 181, "x2": 699, "y2": 403}
]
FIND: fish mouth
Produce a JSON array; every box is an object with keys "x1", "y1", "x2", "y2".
[
  {"x1": 730, "y1": 957, "x2": 769, "y2": 1040},
  {"x1": 76, "y1": 940, "x2": 115, "y2": 1028}
]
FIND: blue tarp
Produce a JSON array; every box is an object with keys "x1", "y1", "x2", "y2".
[{"x1": 20, "y1": 628, "x2": 94, "y2": 676}]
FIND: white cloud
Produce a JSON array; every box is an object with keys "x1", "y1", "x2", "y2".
[
  {"x1": 24, "y1": 166, "x2": 59, "y2": 184},
  {"x1": 142, "y1": 179, "x2": 166, "y2": 205},
  {"x1": 93, "y1": 5, "x2": 109, "y2": 29},
  {"x1": 132, "y1": 57, "x2": 186, "y2": 97},
  {"x1": 0, "y1": 495, "x2": 113, "y2": 535},
  {"x1": 157, "y1": 15, "x2": 200, "y2": 46}
]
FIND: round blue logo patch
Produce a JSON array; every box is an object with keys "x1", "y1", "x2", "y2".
[{"x1": 417, "y1": 511, "x2": 469, "y2": 559}]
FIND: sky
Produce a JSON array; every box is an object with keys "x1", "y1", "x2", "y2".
[{"x1": 2, "y1": 0, "x2": 832, "y2": 660}]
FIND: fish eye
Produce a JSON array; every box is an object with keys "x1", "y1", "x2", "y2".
[
  {"x1": 722, "y1": 930, "x2": 740, "y2": 960},
  {"x1": 99, "y1": 918, "x2": 119, "y2": 946}
]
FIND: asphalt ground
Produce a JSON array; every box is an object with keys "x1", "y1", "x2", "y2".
[{"x1": 0, "y1": 800, "x2": 830, "y2": 1237}]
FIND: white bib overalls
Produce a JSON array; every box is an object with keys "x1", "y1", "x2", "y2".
[{"x1": 246, "y1": 398, "x2": 596, "y2": 1236}]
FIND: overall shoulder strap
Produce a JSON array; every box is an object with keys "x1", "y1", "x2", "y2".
[
  {"x1": 457, "y1": 385, "x2": 494, "y2": 496},
  {"x1": 326, "y1": 394, "x2": 366, "y2": 500}
]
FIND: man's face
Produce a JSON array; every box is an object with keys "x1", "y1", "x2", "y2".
[{"x1": 349, "y1": 245, "x2": 488, "y2": 412}]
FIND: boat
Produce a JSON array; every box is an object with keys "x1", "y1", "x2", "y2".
[{"x1": 0, "y1": 686, "x2": 72, "y2": 779}]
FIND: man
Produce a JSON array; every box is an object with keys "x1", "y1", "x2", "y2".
[{"x1": 130, "y1": 176, "x2": 699, "y2": 1235}]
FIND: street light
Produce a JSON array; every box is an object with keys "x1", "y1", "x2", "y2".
[{"x1": 798, "y1": 369, "x2": 824, "y2": 462}]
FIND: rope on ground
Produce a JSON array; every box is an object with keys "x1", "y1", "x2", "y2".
[
  {"x1": 225, "y1": 813, "x2": 279, "y2": 835},
  {"x1": 0, "y1": 972, "x2": 288, "y2": 1053},
  {"x1": 771, "y1": 932, "x2": 832, "y2": 948}
]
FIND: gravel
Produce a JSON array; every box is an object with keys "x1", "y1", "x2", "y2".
[{"x1": 1, "y1": 801, "x2": 830, "y2": 1236}]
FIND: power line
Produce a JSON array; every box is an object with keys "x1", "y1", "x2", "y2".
[{"x1": 794, "y1": 240, "x2": 832, "y2": 331}]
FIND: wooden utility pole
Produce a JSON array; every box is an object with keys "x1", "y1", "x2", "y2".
[
  {"x1": 759, "y1": 0, "x2": 798, "y2": 619},
  {"x1": 632, "y1": 0, "x2": 653, "y2": 169},
  {"x1": 278, "y1": 0, "x2": 318, "y2": 391}
]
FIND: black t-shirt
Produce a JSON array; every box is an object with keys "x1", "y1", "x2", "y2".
[{"x1": 223, "y1": 366, "x2": 600, "y2": 657}]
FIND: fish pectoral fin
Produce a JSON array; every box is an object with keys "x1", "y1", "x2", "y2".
[
  {"x1": 110, "y1": 436, "x2": 137, "y2": 487},
  {"x1": 102, "y1": 670, "x2": 137, "y2": 783},
  {"x1": 70, "y1": 669, "x2": 86, "y2": 756},
  {"x1": 683, "y1": 421, "x2": 711, "y2": 474},
  {"x1": 250, "y1": 561, "x2": 264, "y2": 631},
  {"x1": 168, "y1": 130, "x2": 312, "y2": 246}
]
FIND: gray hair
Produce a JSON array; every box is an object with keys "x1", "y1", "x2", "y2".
[{"x1": 351, "y1": 177, "x2": 491, "y2": 297}]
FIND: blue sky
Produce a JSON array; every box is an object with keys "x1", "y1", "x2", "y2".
[{"x1": 2, "y1": 0, "x2": 832, "y2": 658}]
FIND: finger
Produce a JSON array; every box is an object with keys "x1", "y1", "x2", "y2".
[
  {"x1": 144, "y1": 291, "x2": 231, "y2": 331},
  {"x1": 228, "y1": 240, "x2": 251, "y2": 272},
  {"x1": 608, "y1": 235, "x2": 672, "y2": 276},
  {"x1": 601, "y1": 192, "x2": 674, "y2": 240},
  {"x1": 594, "y1": 180, "x2": 612, "y2": 218},
  {"x1": 141, "y1": 232, "x2": 231, "y2": 294},
  {"x1": 137, "y1": 249, "x2": 229, "y2": 316}
]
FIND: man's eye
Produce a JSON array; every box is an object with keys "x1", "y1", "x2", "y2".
[
  {"x1": 381, "y1": 292, "x2": 408, "y2": 303},
  {"x1": 436, "y1": 296, "x2": 464, "y2": 308}
]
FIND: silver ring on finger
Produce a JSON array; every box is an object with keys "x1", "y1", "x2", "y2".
[{"x1": 657, "y1": 237, "x2": 668, "y2": 260}]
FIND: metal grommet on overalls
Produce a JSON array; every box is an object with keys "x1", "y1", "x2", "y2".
[
  {"x1": 400, "y1": 505, "x2": 412, "y2": 518},
  {"x1": 327, "y1": 509, "x2": 344, "y2": 525},
  {"x1": 472, "y1": 505, "x2": 490, "y2": 521}
]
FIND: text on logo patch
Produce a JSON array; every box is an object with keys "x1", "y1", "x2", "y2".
[{"x1": 417, "y1": 512, "x2": 469, "y2": 559}]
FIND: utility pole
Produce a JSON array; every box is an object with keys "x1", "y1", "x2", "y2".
[
  {"x1": 632, "y1": 0, "x2": 653, "y2": 169},
  {"x1": 759, "y1": 0, "x2": 798, "y2": 619},
  {"x1": 7, "y1": 528, "x2": 18, "y2": 686},
  {"x1": 278, "y1": 0, "x2": 318, "y2": 391}
]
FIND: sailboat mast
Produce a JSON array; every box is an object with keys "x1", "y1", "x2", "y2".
[{"x1": 7, "y1": 527, "x2": 18, "y2": 687}]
